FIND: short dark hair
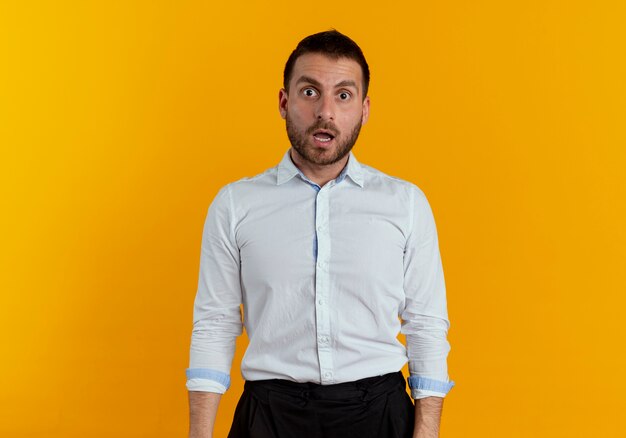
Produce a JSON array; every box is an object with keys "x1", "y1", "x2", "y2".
[{"x1": 283, "y1": 30, "x2": 370, "y2": 99}]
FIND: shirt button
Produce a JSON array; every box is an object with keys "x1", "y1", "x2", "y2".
[
  {"x1": 318, "y1": 299, "x2": 325, "y2": 305},
  {"x1": 319, "y1": 335, "x2": 329, "y2": 344},
  {"x1": 317, "y1": 261, "x2": 325, "y2": 269},
  {"x1": 323, "y1": 371, "x2": 332, "y2": 379}
]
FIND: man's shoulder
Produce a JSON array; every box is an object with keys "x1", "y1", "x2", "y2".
[
  {"x1": 218, "y1": 163, "x2": 279, "y2": 193},
  {"x1": 359, "y1": 161, "x2": 426, "y2": 198}
]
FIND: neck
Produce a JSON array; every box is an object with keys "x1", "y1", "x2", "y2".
[{"x1": 289, "y1": 148, "x2": 349, "y2": 187}]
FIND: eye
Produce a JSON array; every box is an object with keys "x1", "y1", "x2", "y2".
[
  {"x1": 303, "y1": 88, "x2": 318, "y2": 97},
  {"x1": 338, "y1": 91, "x2": 351, "y2": 100}
]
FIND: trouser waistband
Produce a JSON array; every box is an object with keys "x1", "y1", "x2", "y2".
[{"x1": 244, "y1": 371, "x2": 406, "y2": 402}]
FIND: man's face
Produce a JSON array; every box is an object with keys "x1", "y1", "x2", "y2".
[{"x1": 279, "y1": 53, "x2": 370, "y2": 166}]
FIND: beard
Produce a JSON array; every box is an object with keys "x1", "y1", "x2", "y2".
[{"x1": 286, "y1": 114, "x2": 362, "y2": 166}]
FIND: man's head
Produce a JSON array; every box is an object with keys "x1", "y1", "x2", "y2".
[
  {"x1": 283, "y1": 30, "x2": 370, "y2": 99},
  {"x1": 279, "y1": 30, "x2": 370, "y2": 166}
]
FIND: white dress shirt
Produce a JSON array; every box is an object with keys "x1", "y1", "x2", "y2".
[{"x1": 186, "y1": 148, "x2": 454, "y2": 399}]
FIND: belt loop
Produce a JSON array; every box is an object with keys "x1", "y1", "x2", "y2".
[
  {"x1": 299, "y1": 389, "x2": 311, "y2": 407},
  {"x1": 355, "y1": 380, "x2": 369, "y2": 401},
  {"x1": 360, "y1": 387, "x2": 369, "y2": 401}
]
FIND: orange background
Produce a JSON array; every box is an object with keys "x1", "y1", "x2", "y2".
[{"x1": 1, "y1": 1, "x2": 625, "y2": 437}]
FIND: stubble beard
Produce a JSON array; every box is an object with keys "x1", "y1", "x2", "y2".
[{"x1": 286, "y1": 114, "x2": 362, "y2": 166}]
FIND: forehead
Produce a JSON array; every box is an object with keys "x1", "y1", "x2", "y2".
[{"x1": 290, "y1": 53, "x2": 363, "y2": 90}]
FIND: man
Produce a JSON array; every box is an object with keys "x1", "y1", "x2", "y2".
[{"x1": 187, "y1": 30, "x2": 454, "y2": 438}]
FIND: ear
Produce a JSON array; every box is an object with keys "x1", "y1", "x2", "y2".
[
  {"x1": 361, "y1": 95, "x2": 370, "y2": 125},
  {"x1": 278, "y1": 88, "x2": 288, "y2": 119}
]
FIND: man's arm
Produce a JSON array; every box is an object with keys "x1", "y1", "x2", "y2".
[
  {"x1": 413, "y1": 396, "x2": 444, "y2": 438},
  {"x1": 189, "y1": 392, "x2": 221, "y2": 438},
  {"x1": 186, "y1": 184, "x2": 243, "y2": 435},
  {"x1": 401, "y1": 185, "x2": 454, "y2": 433}
]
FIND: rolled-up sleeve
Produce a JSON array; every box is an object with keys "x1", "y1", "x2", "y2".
[
  {"x1": 401, "y1": 185, "x2": 455, "y2": 399},
  {"x1": 186, "y1": 184, "x2": 243, "y2": 393}
]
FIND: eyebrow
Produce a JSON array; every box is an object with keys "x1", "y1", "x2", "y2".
[
  {"x1": 335, "y1": 80, "x2": 358, "y2": 89},
  {"x1": 295, "y1": 76, "x2": 359, "y2": 91}
]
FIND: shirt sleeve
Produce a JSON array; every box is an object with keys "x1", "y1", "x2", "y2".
[
  {"x1": 186, "y1": 184, "x2": 243, "y2": 393},
  {"x1": 400, "y1": 185, "x2": 455, "y2": 399}
]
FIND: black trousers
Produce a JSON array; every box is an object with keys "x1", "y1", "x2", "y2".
[{"x1": 227, "y1": 371, "x2": 415, "y2": 438}]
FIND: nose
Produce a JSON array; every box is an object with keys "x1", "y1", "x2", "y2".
[{"x1": 316, "y1": 94, "x2": 335, "y2": 121}]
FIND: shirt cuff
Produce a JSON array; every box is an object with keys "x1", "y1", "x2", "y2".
[
  {"x1": 186, "y1": 368, "x2": 231, "y2": 393},
  {"x1": 407, "y1": 375, "x2": 455, "y2": 399}
]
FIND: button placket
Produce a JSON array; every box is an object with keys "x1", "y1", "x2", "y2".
[{"x1": 314, "y1": 185, "x2": 334, "y2": 384}]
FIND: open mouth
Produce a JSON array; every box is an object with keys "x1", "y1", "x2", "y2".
[{"x1": 312, "y1": 130, "x2": 336, "y2": 145}]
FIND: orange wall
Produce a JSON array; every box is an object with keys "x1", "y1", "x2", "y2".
[{"x1": 1, "y1": 1, "x2": 625, "y2": 437}]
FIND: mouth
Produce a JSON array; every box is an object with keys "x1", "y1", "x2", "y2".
[{"x1": 312, "y1": 129, "x2": 336, "y2": 147}]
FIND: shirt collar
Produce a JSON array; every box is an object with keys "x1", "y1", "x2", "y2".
[{"x1": 276, "y1": 148, "x2": 364, "y2": 188}]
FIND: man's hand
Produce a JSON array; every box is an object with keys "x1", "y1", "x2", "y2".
[
  {"x1": 188, "y1": 391, "x2": 221, "y2": 438},
  {"x1": 412, "y1": 396, "x2": 444, "y2": 438}
]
